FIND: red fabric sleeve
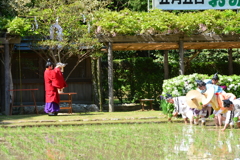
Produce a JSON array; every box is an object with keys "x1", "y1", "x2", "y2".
[{"x1": 52, "y1": 68, "x2": 67, "y2": 89}]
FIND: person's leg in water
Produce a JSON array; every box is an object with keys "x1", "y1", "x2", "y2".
[
  {"x1": 200, "y1": 108, "x2": 207, "y2": 126},
  {"x1": 206, "y1": 104, "x2": 212, "y2": 118},
  {"x1": 218, "y1": 114, "x2": 223, "y2": 126},
  {"x1": 183, "y1": 118, "x2": 189, "y2": 124}
]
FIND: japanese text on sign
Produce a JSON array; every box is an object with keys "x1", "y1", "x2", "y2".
[{"x1": 153, "y1": 0, "x2": 240, "y2": 10}]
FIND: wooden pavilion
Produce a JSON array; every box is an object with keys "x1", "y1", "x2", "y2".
[
  {"x1": 1, "y1": 32, "x2": 240, "y2": 113},
  {"x1": 97, "y1": 32, "x2": 240, "y2": 111}
]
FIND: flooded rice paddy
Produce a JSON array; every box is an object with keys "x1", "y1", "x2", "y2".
[{"x1": 0, "y1": 123, "x2": 239, "y2": 160}]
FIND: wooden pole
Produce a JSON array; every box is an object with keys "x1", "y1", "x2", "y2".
[
  {"x1": 228, "y1": 48, "x2": 233, "y2": 75},
  {"x1": 98, "y1": 58, "x2": 103, "y2": 112},
  {"x1": 108, "y1": 42, "x2": 114, "y2": 112},
  {"x1": 4, "y1": 41, "x2": 10, "y2": 115},
  {"x1": 163, "y1": 50, "x2": 169, "y2": 79},
  {"x1": 179, "y1": 40, "x2": 184, "y2": 75}
]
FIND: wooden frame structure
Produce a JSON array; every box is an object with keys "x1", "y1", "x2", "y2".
[
  {"x1": 1, "y1": 32, "x2": 240, "y2": 113},
  {"x1": 97, "y1": 33, "x2": 240, "y2": 112}
]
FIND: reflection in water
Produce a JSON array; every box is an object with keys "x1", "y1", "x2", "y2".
[
  {"x1": 173, "y1": 125, "x2": 240, "y2": 159},
  {"x1": 174, "y1": 125, "x2": 194, "y2": 152}
]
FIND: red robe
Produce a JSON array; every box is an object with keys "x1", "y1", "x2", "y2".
[{"x1": 44, "y1": 67, "x2": 67, "y2": 104}]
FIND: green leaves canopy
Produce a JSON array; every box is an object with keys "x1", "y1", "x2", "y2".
[
  {"x1": 92, "y1": 9, "x2": 240, "y2": 36},
  {"x1": 0, "y1": 17, "x2": 31, "y2": 36}
]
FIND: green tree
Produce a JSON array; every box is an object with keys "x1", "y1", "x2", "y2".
[
  {"x1": 23, "y1": 0, "x2": 109, "y2": 80},
  {"x1": 108, "y1": 0, "x2": 148, "y2": 11}
]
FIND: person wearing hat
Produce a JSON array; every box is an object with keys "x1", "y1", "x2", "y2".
[
  {"x1": 203, "y1": 73, "x2": 220, "y2": 117},
  {"x1": 221, "y1": 99, "x2": 240, "y2": 131},
  {"x1": 204, "y1": 73, "x2": 227, "y2": 90},
  {"x1": 196, "y1": 80, "x2": 229, "y2": 126},
  {"x1": 165, "y1": 94, "x2": 194, "y2": 124},
  {"x1": 203, "y1": 73, "x2": 219, "y2": 85},
  {"x1": 44, "y1": 59, "x2": 67, "y2": 116},
  {"x1": 196, "y1": 80, "x2": 223, "y2": 95},
  {"x1": 186, "y1": 88, "x2": 211, "y2": 125}
]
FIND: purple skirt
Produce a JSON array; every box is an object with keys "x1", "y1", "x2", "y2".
[{"x1": 44, "y1": 102, "x2": 60, "y2": 113}]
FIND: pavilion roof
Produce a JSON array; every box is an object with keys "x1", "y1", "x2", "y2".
[{"x1": 97, "y1": 33, "x2": 240, "y2": 51}]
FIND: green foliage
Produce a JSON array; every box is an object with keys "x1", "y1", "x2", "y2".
[
  {"x1": 0, "y1": 17, "x2": 31, "y2": 36},
  {"x1": 162, "y1": 73, "x2": 240, "y2": 97},
  {"x1": 233, "y1": 117, "x2": 238, "y2": 123},
  {"x1": 20, "y1": 0, "x2": 108, "y2": 64},
  {"x1": 92, "y1": 9, "x2": 240, "y2": 35},
  {"x1": 0, "y1": 17, "x2": 9, "y2": 29},
  {"x1": 5, "y1": 17, "x2": 32, "y2": 36},
  {"x1": 209, "y1": 114, "x2": 215, "y2": 119},
  {"x1": 133, "y1": 57, "x2": 164, "y2": 101},
  {"x1": 107, "y1": 0, "x2": 148, "y2": 11},
  {"x1": 101, "y1": 55, "x2": 164, "y2": 104},
  {"x1": 0, "y1": 0, "x2": 35, "y2": 17},
  {"x1": 159, "y1": 98, "x2": 174, "y2": 117}
]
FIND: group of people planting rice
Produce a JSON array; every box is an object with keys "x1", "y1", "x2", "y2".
[{"x1": 163, "y1": 73, "x2": 240, "y2": 131}]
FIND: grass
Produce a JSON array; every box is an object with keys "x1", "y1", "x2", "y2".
[
  {"x1": 0, "y1": 111, "x2": 170, "y2": 127},
  {"x1": 0, "y1": 123, "x2": 239, "y2": 160}
]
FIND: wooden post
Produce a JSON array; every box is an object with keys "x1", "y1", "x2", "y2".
[
  {"x1": 228, "y1": 48, "x2": 233, "y2": 75},
  {"x1": 98, "y1": 57, "x2": 103, "y2": 112},
  {"x1": 4, "y1": 41, "x2": 10, "y2": 115},
  {"x1": 179, "y1": 40, "x2": 184, "y2": 75},
  {"x1": 108, "y1": 42, "x2": 114, "y2": 112},
  {"x1": 163, "y1": 50, "x2": 169, "y2": 79}
]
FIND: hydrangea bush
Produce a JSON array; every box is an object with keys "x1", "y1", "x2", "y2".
[{"x1": 162, "y1": 73, "x2": 240, "y2": 98}]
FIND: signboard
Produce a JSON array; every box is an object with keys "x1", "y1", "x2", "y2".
[{"x1": 153, "y1": 0, "x2": 240, "y2": 10}]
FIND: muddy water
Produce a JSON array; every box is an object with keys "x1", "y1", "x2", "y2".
[
  {"x1": 0, "y1": 123, "x2": 240, "y2": 160},
  {"x1": 173, "y1": 125, "x2": 240, "y2": 160}
]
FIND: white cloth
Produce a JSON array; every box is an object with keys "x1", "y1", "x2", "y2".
[
  {"x1": 225, "y1": 99, "x2": 240, "y2": 125},
  {"x1": 173, "y1": 96, "x2": 193, "y2": 119}
]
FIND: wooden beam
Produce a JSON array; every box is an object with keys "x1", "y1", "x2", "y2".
[{"x1": 110, "y1": 41, "x2": 240, "y2": 51}]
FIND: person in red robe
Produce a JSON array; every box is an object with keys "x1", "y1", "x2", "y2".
[{"x1": 44, "y1": 59, "x2": 67, "y2": 116}]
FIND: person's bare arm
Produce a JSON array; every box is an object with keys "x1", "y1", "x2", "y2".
[{"x1": 221, "y1": 123, "x2": 229, "y2": 131}]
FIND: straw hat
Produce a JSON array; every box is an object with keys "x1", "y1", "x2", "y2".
[
  {"x1": 201, "y1": 87, "x2": 220, "y2": 110},
  {"x1": 202, "y1": 87, "x2": 214, "y2": 105},
  {"x1": 186, "y1": 90, "x2": 203, "y2": 110},
  {"x1": 209, "y1": 94, "x2": 220, "y2": 111}
]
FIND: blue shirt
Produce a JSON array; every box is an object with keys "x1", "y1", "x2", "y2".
[
  {"x1": 198, "y1": 83, "x2": 223, "y2": 94},
  {"x1": 203, "y1": 79, "x2": 212, "y2": 85}
]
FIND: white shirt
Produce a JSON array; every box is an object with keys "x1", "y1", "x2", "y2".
[
  {"x1": 225, "y1": 99, "x2": 240, "y2": 124},
  {"x1": 173, "y1": 96, "x2": 190, "y2": 114}
]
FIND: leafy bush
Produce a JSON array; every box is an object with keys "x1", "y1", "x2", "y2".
[
  {"x1": 159, "y1": 96, "x2": 174, "y2": 118},
  {"x1": 162, "y1": 73, "x2": 240, "y2": 97}
]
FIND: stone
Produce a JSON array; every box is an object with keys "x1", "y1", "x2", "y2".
[{"x1": 14, "y1": 104, "x2": 100, "y2": 114}]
